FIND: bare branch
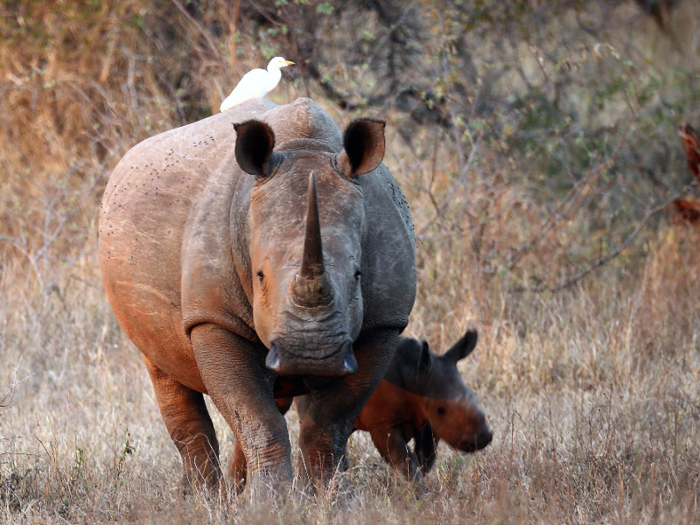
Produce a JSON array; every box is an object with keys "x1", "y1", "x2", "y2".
[
  {"x1": 1, "y1": 357, "x2": 25, "y2": 413},
  {"x1": 171, "y1": 0, "x2": 222, "y2": 61},
  {"x1": 525, "y1": 195, "x2": 679, "y2": 293},
  {"x1": 507, "y1": 106, "x2": 638, "y2": 271},
  {"x1": 0, "y1": 237, "x2": 44, "y2": 289}
]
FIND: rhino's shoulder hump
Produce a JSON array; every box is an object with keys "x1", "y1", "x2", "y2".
[{"x1": 260, "y1": 98, "x2": 343, "y2": 153}]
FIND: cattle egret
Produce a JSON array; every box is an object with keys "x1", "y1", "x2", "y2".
[{"x1": 220, "y1": 56, "x2": 295, "y2": 112}]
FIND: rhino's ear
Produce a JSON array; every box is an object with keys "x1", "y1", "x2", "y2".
[
  {"x1": 233, "y1": 120, "x2": 280, "y2": 177},
  {"x1": 444, "y1": 329, "x2": 478, "y2": 363},
  {"x1": 335, "y1": 118, "x2": 385, "y2": 177}
]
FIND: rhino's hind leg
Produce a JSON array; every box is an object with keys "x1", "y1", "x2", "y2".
[
  {"x1": 230, "y1": 439, "x2": 247, "y2": 492},
  {"x1": 143, "y1": 356, "x2": 221, "y2": 489}
]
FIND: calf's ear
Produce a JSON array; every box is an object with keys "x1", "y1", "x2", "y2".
[
  {"x1": 234, "y1": 120, "x2": 281, "y2": 177},
  {"x1": 416, "y1": 340, "x2": 432, "y2": 373},
  {"x1": 444, "y1": 329, "x2": 478, "y2": 363},
  {"x1": 335, "y1": 118, "x2": 385, "y2": 177}
]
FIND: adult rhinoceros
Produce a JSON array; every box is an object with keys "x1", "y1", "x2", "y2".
[{"x1": 98, "y1": 98, "x2": 416, "y2": 494}]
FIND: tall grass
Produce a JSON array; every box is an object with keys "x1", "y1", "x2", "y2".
[
  {"x1": 3, "y1": 227, "x2": 699, "y2": 523},
  {"x1": 2, "y1": 1, "x2": 700, "y2": 523}
]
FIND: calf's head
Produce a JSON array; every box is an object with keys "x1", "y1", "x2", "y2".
[
  {"x1": 406, "y1": 330, "x2": 492, "y2": 453},
  {"x1": 233, "y1": 118, "x2": 385, "y2": 378}
]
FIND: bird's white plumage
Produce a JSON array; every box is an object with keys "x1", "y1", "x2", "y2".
[{"x1": 220, "y1": 57, "x2": 294, "y2": 112}]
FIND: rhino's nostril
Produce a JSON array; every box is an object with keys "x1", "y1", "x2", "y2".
[
  {"x1": 342, "y1": 341, "x2": 358, "y2": 374},
  {"x1": 265, "y1": 346, "x2": 281, "y2": 371},
  {"x1": 477, "y1": 429, "x2": 493, "y2": 449}
]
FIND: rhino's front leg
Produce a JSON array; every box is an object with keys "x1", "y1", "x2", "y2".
[
  {"x1": 229, "y1": 397, "x2": 295, "y2": 492},
  {"x1": 298, "y1": 328, "x2": 399, "y2": 485},
  {"x1": 190, "y1": 323, "x2": 293, "y2": 496},
  {"x1": 413, "y1": 425, "x2": 438, "y2": 475}
]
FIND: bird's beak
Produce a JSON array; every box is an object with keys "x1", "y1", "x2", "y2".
[{"x1": 284, "y1": 60, "x2": 295, "y2": 66}]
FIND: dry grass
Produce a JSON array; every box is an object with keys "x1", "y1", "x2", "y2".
[
  {"x1": 3, "y1": 1, "x2": 700, "y2": 523},
  {"x1": 2, "y1": 227, "x2": 700, "y2": 524}
]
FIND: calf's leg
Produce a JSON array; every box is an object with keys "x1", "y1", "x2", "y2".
[
  {"x1": 369, "y1": 425, "x2": 422, "y2": 481},
  {"x1": 413, "y1": 425, "x2": 438, "y2": 475}
]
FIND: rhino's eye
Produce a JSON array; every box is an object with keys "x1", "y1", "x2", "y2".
[
  {"x1": 354, "y1": 269, "x2": 361, "y2": 280},
  {"x1": 257, "y1": 271, "x2": 264, "y2": 282},
  {"x1": 437, "y1": 406, "x2": 446, "y2": 416}
]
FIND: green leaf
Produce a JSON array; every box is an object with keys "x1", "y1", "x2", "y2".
[{"x1": 316, "y1": 2, "x2": 334, "y2": 15}]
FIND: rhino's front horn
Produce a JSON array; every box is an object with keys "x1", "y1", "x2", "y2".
[
  {"x1": 300, "y1": 171, "x2": 324, "y2": 280},
  {"x1": 292, "y1": 172, "x2": 333, "y2": 307}
]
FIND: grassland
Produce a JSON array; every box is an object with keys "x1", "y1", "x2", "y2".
[{"x1": 2, "y1": 1, "x2": 700, "y2": 523}]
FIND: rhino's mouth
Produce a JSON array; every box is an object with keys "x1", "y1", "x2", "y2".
[
  {"x1": 265, "y1": 337, "x2": 357, "y2": 377},
  {"x1": 456, "y1": 428, "x2": 493, "y2": 453},
  {"x1": 266, "y1": 306, "x2": 357, "y2": 377}
]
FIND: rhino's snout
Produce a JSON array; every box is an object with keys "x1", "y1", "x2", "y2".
[
  {"x1": 476, "y1": 427, "x2": 493, "y2": 449},
  {"x1": 265, "y1": 337, "x2": 357, "y2": 377},
  {"x1": 265, "y1": 346, "x2": 282, "y2": 370},
  {"x1": 458, "y1": 427, "x2": 493, "y2": 453}
]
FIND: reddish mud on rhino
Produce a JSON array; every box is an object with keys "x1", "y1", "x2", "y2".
[
  {"x1": 232, "y1": 328, "x2": 492, "y2": 486},
  {"x1": 98, "y1": 98, "x2": 416, "y2": 496}
]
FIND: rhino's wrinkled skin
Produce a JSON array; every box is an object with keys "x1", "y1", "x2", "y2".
[{"x1": 99, "y1": 98, "x2": 416, "y2": 494}]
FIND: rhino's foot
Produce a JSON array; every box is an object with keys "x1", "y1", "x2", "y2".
[
  {"x1": 229, "y1": 440, "x2": 247, "y2": 493},
  {"x1": 227, "y1": 451, "x2": 294, "y2": 500},
  {"x1": 176, "y1": 464, "x2": 227, "y2": 505},
  {"x1": 392, "y1": 468, "x2": 428, "y2": 497},
  {"x1": 291, "y1": 469, "x2": 356, "y2": 510},
  {"x1": 245, "y1": 467, "x2": 295, "y2": 503}
]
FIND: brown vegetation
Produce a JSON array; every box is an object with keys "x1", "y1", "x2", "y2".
[
  {"x1": 669, "y1": 195, "x2": 700, "y2": 224},
  {"x1": 2, "y1": 1, "x2": 700, "y2": 523},
  {"x1": 668, "y1": 124, "x2": 700, "y2": 224},
  {"x1": 678, "y1": 123, "x2": 700, "y2": 181}
]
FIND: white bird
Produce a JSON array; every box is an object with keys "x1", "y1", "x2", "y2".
[{"x1": 220, "y1": 56, "x2": 295, "y2": 112}]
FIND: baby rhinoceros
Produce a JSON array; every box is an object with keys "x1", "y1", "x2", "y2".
[
  {"x1": 353, "y1": 328, "x2": 492, "y2": 479},
  {"x1": 298, "y1": 328, "x2": 492, "y2": 480}
]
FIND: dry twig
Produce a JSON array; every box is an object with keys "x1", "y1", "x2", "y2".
[
  {"x1": 507, "y1": 106, "x2": 638, "y2": 272},
  {"x1": 526, "y1": 194, "x2": 680, "y2": 292}
]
